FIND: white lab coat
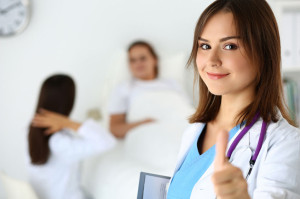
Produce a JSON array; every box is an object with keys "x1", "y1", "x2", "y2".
[
  {"x1": 28, "y1": 119, "x2": 116, "y2": 199},
  {"x1": 168, "y1": 115, "x2": 300, "y2": 199}
]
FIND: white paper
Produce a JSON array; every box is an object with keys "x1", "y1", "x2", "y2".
[{"x1": 143, "y1": 175, "x2": 169, "y2": 199}]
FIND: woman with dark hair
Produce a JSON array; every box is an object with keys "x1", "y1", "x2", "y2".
[
  {"x1": 28, "y1": 74, "x2": 116, "y2": 199},
  {"x1": 108, "y1": 40, "x2": 187, "y2": 138},
  {"x1": 166, "y1": 0, "x2": 300, "y2": 198}
]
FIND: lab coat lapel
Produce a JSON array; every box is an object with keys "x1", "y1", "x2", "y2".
[
  {"x1": 173, "y1": 123, "x2": 205, "y2": 173},
  {"x1": 167, "y1": 123, "x2": 205, "y2": 190}
]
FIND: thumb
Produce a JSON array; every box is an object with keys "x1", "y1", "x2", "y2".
[{"x1": 214, "y1": 130, "x2": 229, "y2": 171}]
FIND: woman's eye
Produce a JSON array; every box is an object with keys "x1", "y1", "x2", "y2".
[
  {"x1": 224, "y1": 44, "x2": 238, "y2": 50},
  {"x1": 199, "y1": 44, "x2": 211, "y2": 50}
]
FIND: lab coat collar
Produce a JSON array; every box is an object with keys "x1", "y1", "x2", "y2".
[
  {"x1": 174, "y1": 114, "x2": 282, "y2": 181},
  {"x1": 198, "y1": 115, "x2": 281, "y2": 182}
]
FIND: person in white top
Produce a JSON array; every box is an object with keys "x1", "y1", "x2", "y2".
[
  {"x1": 109, "y1": 41, "x2": 188, "y2": 138},
  {"x1": 29, "y1": 74, "x2": 116, "y2": 199}
]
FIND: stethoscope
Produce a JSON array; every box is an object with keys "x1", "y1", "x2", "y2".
[{"x1": 226, "y1": 112, "x2": 268, "y2": 179}]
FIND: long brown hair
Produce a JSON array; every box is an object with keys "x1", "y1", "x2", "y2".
[
  {"x1": 187, "y1": 0, "x2": 294, "y2": 126},
  {"x1": 28, "y1": 74, "x2": 75, "y2": 164},
  {"x1": 128, "y1": 40, "x2": 159, "y2": 77}
]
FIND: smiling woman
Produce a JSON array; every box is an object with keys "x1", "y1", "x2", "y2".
[
  {"x1": 196, "y1": 11, "x2": 257, "y2": 103},
  {"x1": 166, "y1": 0, "x2": 300, "y2": 199},
  {"x1": 188, "y1": 0, "x2": 290, "y2": 126}
]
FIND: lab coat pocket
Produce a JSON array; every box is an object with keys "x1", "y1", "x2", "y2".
[
  {"x1": 230, "y1": 146, "x2": 252, "y2": 178},
  {"x1": 191, "y1": 167, "x2": 216, "y2": 199},
  {"x1": 191, "y1": 181, "x2": 216, "y2": 199}
]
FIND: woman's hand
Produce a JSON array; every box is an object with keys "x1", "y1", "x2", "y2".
[
  {"x1": 141, "y1": 118, "x2": 155, "y2": 125},
  {"x1": 31, "y1": 109, "x2": 80, "y2": 135},
  {"x1": 109, "y1": 114, "x2": 155, "y2": 138},
  {"x1": 212, "y1": 130, "x2": 251, "y2": 199}
]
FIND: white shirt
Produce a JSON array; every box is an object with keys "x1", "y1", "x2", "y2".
[
  {"x1": 28, "y1": 119, "x2": 116, "y2": 199},
  {"x1": 108, "y1": 78, "x2": 188, "y2": 115},
  {"x1": 168, "y1": 114, "x2": 300, "y2": 199}
]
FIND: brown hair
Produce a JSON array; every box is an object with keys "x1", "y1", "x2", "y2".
[
  {"x1": 128, "y1": 40, "x2": 159, "y2": 77},
  {"x1": 28, "y1": 74, "x2": 75, "y2": 164},
  {"x1": 187, "y1": 0, "x2": 294, "y2": 126}
]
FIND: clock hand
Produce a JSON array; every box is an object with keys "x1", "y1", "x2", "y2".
[{"x1": 0, "y1": 2, "x2": 22, "y2": 15}]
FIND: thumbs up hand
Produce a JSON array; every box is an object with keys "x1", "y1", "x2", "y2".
[{"x1": 211, "y1": 130, "x2": 250, "y2": 199}]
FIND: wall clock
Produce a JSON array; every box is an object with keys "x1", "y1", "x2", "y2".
[{"x1": 0, "y1": 0, "x2": 30, "y2": 37}]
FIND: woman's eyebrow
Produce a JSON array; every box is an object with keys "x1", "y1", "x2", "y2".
[
  {"x1": 220, "y1": 36, "x2": 241, "y2": 42},
  {"x1": 198, "y1": 36, "x2": 241, "y2": 42}
]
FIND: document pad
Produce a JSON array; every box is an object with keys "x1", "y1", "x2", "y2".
[{"x1": 137, "y1": 172, "x2": 171, "y2": 199}]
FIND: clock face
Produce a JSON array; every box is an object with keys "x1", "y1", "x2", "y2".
[{"x1": 0, "y1": 0, "x2": 30, "y2": 37}]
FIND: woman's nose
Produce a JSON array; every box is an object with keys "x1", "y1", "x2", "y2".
[
  {"x1": 207, "y1": 49, "x2": 222, "y2": 67},
  {"x1": 136, "y1": 58, "x2": 144, "y2": 65}
]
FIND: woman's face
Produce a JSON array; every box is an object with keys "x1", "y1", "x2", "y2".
[
  {"x1": 196, "y1": 11, "x2": 257, "y2": 98},
  {"x1": 128, "y1": 45, "x2": 157, "y2": 80}
]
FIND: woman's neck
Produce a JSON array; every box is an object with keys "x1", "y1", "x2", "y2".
[
  {"x1": 213, "y1": 90, "x2": 255, "y2": 131},
  {"x1": 136, "y1": 76, "x2": 156, "y2": 81}
]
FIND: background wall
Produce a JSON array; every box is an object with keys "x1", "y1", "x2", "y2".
[{"x1": 0, "y1": 0, "x2": 216, "y2": 198}]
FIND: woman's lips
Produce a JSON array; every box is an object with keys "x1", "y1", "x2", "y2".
[{"x1": 207, "y1": 72, "x2": 229, "y2": 80}]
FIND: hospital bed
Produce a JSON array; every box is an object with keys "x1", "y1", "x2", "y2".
[{"x1": 81, "y1": 50, "x2": 195, "y2": 199}]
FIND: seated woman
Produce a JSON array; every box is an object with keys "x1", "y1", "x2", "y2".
[
  {"x1": 28, "y1": 74, "x2": 116, "y2": 199},
  {"x1": 109, "y1": 40, "x2": 188, "y2": 138}
]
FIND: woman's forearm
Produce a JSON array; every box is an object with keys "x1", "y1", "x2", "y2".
[
  {"x1": 110, "y1": 120, "x2": 145, "y2": 138},
  {"x1": 32, "y1": 109, "x2": 82, "y2": 135},
  {"x1": 110, "y1": 114, "x2": 154, "y2": 138},
  {"x1": 110, "y1": 118, "x2": 154, "y2": 138}
]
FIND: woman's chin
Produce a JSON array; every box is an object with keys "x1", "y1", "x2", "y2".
[
  {"x1": 207, "y1": 88, "x2": 226, "y2": 96},
  {"x1": 134, "y1": 74, "x2": 155, "y2": 80}
]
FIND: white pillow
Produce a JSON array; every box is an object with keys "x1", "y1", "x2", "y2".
[
  {"x1": 99, "y1": 49, "x2": 130, "y2": 129},
  {"x1": 159, "y1": 52, "x2": 189, "y2": 87}
]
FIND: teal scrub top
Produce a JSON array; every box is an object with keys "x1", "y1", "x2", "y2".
[{"x1": 167, "y1": 123, "x2": 242, "y2": 199}]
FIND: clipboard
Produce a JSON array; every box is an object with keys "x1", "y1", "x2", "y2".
[{"x1": 137, "y1": 172, "x2": 171, "y2": 199}]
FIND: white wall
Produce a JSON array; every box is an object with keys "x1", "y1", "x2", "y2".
[{"x1": 0, "y1": 0, "x2": 214, "y2": 197}]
